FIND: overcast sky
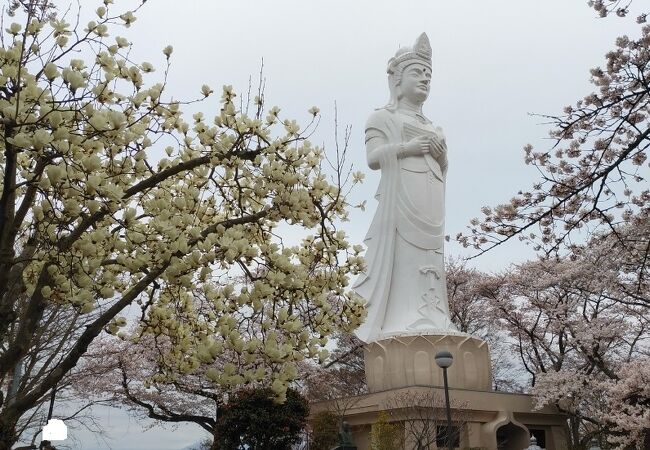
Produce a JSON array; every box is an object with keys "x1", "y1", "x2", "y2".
[
  {"x1": 114, "y1": 0, "x2": 638, "y2": 273},
  {"x1": 25, "y1": 0, "x2": 643, "y2": 448}
]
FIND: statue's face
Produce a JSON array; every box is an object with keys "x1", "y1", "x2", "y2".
[{"x1": 399, "y1": 62, "x2": 431, "y2": 104}]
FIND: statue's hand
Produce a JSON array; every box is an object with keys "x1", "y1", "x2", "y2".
[
  {"x1": 428, "y1": 136, "x2": 447, "y2": 161},
  {"x1": 401, "y1": 136, "x2": 431, "y2": 157}
]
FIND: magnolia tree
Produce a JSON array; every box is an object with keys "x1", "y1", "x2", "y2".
[{"x1": 0, "y1": 1, "x2": 366, "y2": 448}]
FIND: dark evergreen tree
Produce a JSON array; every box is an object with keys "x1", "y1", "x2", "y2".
[{"x1": 215, "y1": 388, "x2": 309, "y2": 450}]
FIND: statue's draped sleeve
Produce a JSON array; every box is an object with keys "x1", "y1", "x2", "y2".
[{"x1": 353, "y1": 110, "x2": 401, "y2": 342}]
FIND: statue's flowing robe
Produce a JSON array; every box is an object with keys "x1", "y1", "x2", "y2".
[{"x1": 353, "y1": 108, "x2": 457, "y2": 343}]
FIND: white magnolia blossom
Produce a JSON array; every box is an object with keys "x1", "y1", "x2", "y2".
[{"x1": 0, "y1": 2, "x2": 365, "y2": 446}]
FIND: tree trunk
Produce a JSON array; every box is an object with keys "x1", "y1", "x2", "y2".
[
  {"x1": 0, "y1": 413, "x2": 19, "y2": 450},
  {"x1": 210, "y1": 430, "x2": 219, "y2": 450}
]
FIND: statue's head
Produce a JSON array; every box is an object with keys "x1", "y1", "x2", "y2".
[{"x1": 386, "y1": 33, "x2": 432, "y2": 109}]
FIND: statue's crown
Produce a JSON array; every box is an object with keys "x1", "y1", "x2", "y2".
[{"x1": 387, "y1": 32, "x2": 432, "y2": 74}]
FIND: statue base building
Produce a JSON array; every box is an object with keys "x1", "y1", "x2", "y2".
[
  {"x1": 309, "y1": 335, "x2": 569, "y2": 450},
  {"x1": 364, "y1": 334, "x2": 492, "y2": 392}
]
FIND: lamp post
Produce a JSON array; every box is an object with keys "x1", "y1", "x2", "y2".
[{"x1": 435, "y1": 350, "x2": 454, "y2": 450}]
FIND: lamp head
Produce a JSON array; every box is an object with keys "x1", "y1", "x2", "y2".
[{"x1": 435, "y1": 350, "x2": 453, "y2": 369}]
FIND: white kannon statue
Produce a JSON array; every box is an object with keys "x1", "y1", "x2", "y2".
[{"x1": 354, "y1": 33, "x2": 458, "y2": 343}]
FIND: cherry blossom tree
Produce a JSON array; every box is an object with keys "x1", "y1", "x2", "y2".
[
  {"x1": 2, "y1": 296, "x2": 114, "y2": 448},
  {"x1": 587, "y1": 0, "x2": 648, "y2": 21},
  {"x1": 458, "y1": 8, "x2": 649, "y2": 266},
  {"x1": 445, "y1": 260, "x2": 524, "y2": 392},
  {"x1": 302, "y1": 331, "x2": 367, "y2": 403},
  {"x1": 491, "y1": 226, "x2": 649, "y2": 449},
  {"x1": 455, "y1": 4, "x2": 649, "y2": 448},
  {"x1": 77, "y1": 337, "x2": 220, "y2": 442},
  {"x1": 0, "y1": 1, "x2": 365, "y2": 448}
]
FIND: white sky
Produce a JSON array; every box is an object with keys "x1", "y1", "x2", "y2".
[
  {"x1": 24, "y1": 0, "x2": 642, "y2": 448},
  {"x1": 115, "y1": 0, "x2": 637, "y2": 272}
]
